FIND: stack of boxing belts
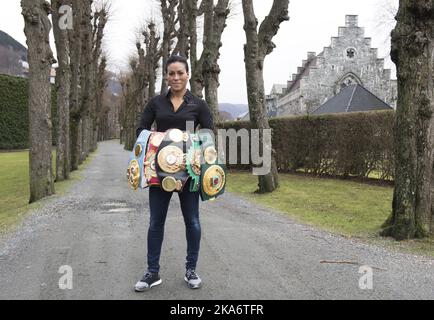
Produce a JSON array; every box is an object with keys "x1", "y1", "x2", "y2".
[{"x1": 127, "y1": 129, "x2": 226, "y2": 201}]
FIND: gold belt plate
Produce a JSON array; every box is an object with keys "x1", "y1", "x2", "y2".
[{"x1": 157, "y1": 145, "x2": 184, "y2": 173}]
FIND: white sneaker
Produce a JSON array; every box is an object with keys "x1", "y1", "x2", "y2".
[
  {"x1": 134, "y1": 272, "x2": 162, "y2": 292},
  {"x1": 184, "y1": 269, "x2": 202, "y2": 289}
]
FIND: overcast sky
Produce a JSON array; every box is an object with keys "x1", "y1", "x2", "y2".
[{"x1": 1, "y1": 0, "x2": 398, "y2": 104}]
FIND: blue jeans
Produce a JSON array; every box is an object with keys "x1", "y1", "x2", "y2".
[{"x1": 147, "y1": 186, "x2": 201, "y2": 273}]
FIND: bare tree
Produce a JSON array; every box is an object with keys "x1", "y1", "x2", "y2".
[
  {"x1": 52, "y1": 0, "x2": 71, "y2": 182},
  {"x1": 69, "y1": 0, "x2": 109, "y2": 166},
  {"x1": 121, "y1": 21, "x2": 161, "y2": 151},
  {"x1": 242, "y1": 0, "x2": 289, "y2": 193},
  {"x1": 146, "y1": 21, "x2": 161, "y2": 99},
  {"x1": 136, "y1": 35, "x2": 148, "y2": 107},
  {"x1": 77, "y1": 0, "x2": 93, "y2": 162},
  {"x1": 381, "y1": 0, "x2": 434, "y2": 239},
  {"x1": 122, "y1": 56, "x2": 144, "y2": 151},
  {"x1": 95, "y1": 55, "x2": 109, "y2": 141},
  {"x1": 176, "y1": 0, "x2": 230, "y2": 120},
  {"x1": 201, "y1": 0, "x2": 230, "y2": 123},
  {"x1": 160, "y1": 0, "x2": 178, "y2": 93},
  {"x1": 21, "y1": 0, "x2": 56, "y2": 202},
  {"x1": 120, "y1": 31, "x2": 150, "y2": 152},
  {"x1": 118, "y1": 71, "x2": 130, "y2": 145},
  {"x1": 172, "y1": 0, "x2": 190, "y2": 58},
  {"x1": 70, "y1": 0, "x2": 92, "y2": 168},
  {"x1": 186, "y1": 0, "x2": 201, "y2": 96},
  {"x1": 99, "y1": 90, "x2": 120, "y2": 141},
  {"x1": 69, "y1": 0, "x2": 83, "y2": 171},
  {"x1": 90, "y1": 3, "x2": 109, "y2": 151},
  {"x1": 118, "y1": 69, "x2": 131, "y2": 149}
]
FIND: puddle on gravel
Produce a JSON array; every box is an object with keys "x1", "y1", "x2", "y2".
[
  {"x1": 106, "y1": 208, "x2": 133, "y2": 213},
  {"x1": 102, "y1": 202, "x2": 127, "y2": 207}
]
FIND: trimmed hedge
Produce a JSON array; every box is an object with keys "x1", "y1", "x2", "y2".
[
  {"x1": 0, "y1": 74, "x2": 57, "y2": 149},
  {"x1": 218, "y1": 110, "x2": 395, "y2": 180}
]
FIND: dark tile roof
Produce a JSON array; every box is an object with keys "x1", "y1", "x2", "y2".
[{"x1": 312, "y1": 84, "x2": 393, "y2": 115}]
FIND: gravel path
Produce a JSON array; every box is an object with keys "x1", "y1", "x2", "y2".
[{"x1": 0, "y1": 140, "x2": 433, "y2": 300}]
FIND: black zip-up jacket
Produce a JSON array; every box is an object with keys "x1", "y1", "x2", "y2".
[{"x1": 136, "y1": 90, "x2": 214, "y2": 138}]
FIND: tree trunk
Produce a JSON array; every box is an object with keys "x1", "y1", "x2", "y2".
[
  {"x1": 91, "y1": 6, "x2": 108, "y2": 151},
  {"x1": 205, "y1": 73, "x2": 220, "y2": 122},
  {"x1": 77, "y1": 119, "x2": 83, "y2": 162},
  {"x1": 123, "y1": 57, "x2": 146, "y2": 151},
  {"x1": 119, "y1": 78, "x2": 127, "y2": 145},
  {"x1": 185, "y1": 0, "x2": 229, "y2": 118},
  {"x1": 69, "y1": 0, "x2": 82, "y2": 171},
  {"x1": 96, "y1": 56, "x2": 108, "y2": 142},
  {"x1": 381, "y1": 0, "x2": 434, "y2": 239},
  {"x1": 21, "y1": 0, "x2": 56, "y2": 203},
  {"x1": 160, "y1": 0, "x2": 178, "y2": 94},
  {"x1": 172, "y1": 0, "x2": 190, "y2": 58},
  {"x1": 431, "y1": 160, "x2": 434, "y2": 233},
  {"x1": 203, "y1": 0, "x2": 230, "y2": 123},
  {"x1": 242, "y1": 0, "x2": 288, "y2": 193},
  {"x1": 52, "y1": 0, "x2": 71, "y2": 182},
  {"x1": 147, "y1": 22, "x2": 160, "y2": 99},
  {"x1": 79, "y1": 0, "x2": 93, "y2": 162},
  {"x1": 186, "y1": 0, "x2": 203, "y2": 97}
]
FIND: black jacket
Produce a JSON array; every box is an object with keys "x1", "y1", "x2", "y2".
[{"x1": 136, "y1": 90, "x2": 214, "y2": 138}]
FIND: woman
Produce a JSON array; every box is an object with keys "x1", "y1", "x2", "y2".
[{"x1": 134, "y1": 55, "x2": 214, "y2": 291}]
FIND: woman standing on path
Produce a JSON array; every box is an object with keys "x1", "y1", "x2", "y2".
[{"x1": 134, "y1": 55, "x2": 214, "y2": 291}]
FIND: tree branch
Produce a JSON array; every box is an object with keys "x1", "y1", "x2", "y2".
[{"x1": 258, "y1": 0, "x2": 289, "y2": 58}]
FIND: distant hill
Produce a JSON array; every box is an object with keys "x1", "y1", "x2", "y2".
[
  {"x1": 219, "y1": 103, "x2": 248, "y2": 119},
  {"x1": 219, "y1": 110, "x2": 233, "y2": 121}
]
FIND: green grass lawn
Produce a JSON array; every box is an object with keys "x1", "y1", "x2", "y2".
[
  {"x1": 0, "y1": 149, "x2": 93, "y2": 233},
  {"x1": 295, "y1": 168, "x2": 393, "y2": 181},
  {"x1": 226, "y1": 170, "x2": 434, "y2": 258},
  {"x1": 0, "y1": 151, "x2": 31, "y2": 232},
  {"x1": 226, "y1": 170, "x2": 393, "y2": 237}
]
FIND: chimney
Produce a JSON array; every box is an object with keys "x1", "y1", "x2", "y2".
[{"x1": 345, "y1": 15, "x2": 358, "y2": 27}]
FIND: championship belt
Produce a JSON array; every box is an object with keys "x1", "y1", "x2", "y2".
[
  {"x1": 197, "y1": 131, "x2": 226, "y2": 201},
  {"x1": 143, "y1": 131, "x2": 165, "y2": 187},
  {"x1": 186, "y1": 133, "x2": 202, "y2": 192},
  {"x1": 127, "y1": 129, "x2": 152, "y2": 190},
  {"x1": 155, "y1": 129, "x2": 191, "y2": 192},
  {"x1": 128, "y1": 129, "x2": 227, "y2": 200}
]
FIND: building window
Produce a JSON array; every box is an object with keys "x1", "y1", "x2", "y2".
[
  {"x1": 346, "y1": 48, "x2": 356, "y2": 58},
  {"x1": 335, "y1": 72, "x2": 363, "y2": 93},
  {"x1": 342, "y1": 77, "x2": 356, "y2": 87}
]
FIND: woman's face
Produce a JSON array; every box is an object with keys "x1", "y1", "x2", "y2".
[{"x1": 166, "y1": 62, "x2": 189, "y2": 93}]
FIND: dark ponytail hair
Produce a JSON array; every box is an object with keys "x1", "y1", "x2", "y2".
[{"x1": 166, "y1": 55, "x2": 189, "y2": 73}]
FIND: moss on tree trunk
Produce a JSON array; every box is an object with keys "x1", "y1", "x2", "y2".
[
  {"x1": 21, "y1": 0, "x2": 56, "y2": 203},
  {"x1": 381, "y1": 0, "x2": 434, "y2": 240}
]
